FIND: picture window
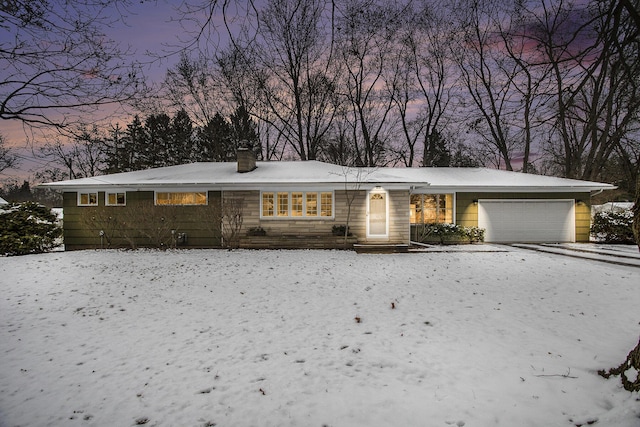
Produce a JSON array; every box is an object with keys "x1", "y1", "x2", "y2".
[{"x1": 262, "y1": 191, "x2": 333, "y2": 219}]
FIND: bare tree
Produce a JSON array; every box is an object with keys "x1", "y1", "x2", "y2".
[
  {"x1": 532, "y1": 0, "x2": 640, "y2": 182},
  {"x1": 250, "y1": 0, "x2": 339, "y2": 160},
  {"x1": 0, "y1": 133, "x2": 18, "y2": 173},
  {"x1": 391, "y1": 0, "x2": 458, "y2": 167},
  {"x1": 335, "y1": 1, "x2": 406, "y2": 167},
  {"x1": 451, "y1": 0, "x2": 524, "y2": 171},
  {"x1": 163, "y1": 53, "x2": 228, "y2": 126},
  {"x1": 40, "y1": 125, "x2": 106, "y2": 179},
  {"x1": 0, "y1": 1, "x2": 146, "y2": 130},
  {"x1": 221, "y1": 196, "x2": 244, "y2": 249}
]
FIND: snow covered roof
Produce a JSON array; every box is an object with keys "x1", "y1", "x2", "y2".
[
  {"x1": 40, "y1": 160, "x2": 615, "y2": 193},
  {"x1": 0, "y1": 196, "x2": 8, "y2": 205}
]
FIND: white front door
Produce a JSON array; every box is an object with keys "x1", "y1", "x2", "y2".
[{"x1": 367, "y1": 190, "x2": 388, "y2": 238}]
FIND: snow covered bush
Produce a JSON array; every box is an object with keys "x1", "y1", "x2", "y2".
[
  {"x1": 591, "y1": 209, "x2": 635, "y2": 244},
  {"x1": 0, "y1": 202, "x2": 62, "y2": 256},
  {"x1": 416, "y1": 223, "x2": 485, "y2": 244}
]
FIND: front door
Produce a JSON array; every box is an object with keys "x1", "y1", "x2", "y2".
[{"x1": 367, "y1": 190, "x2": 388, "y2": 238}]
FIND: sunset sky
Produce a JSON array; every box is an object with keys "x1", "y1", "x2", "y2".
[{"x1": 1, "y1": 0, "x2": 225, "y2": 181}]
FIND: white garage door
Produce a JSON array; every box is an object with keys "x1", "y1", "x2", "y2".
[{"x1": 478, "y1": 199, "x2": 575, "y2": 243}]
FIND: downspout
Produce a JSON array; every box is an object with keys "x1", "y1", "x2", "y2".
[{"x1": 220, "y1": 190, "x2": 224, "y2": 247}]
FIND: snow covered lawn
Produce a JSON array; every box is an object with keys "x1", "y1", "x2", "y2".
[{"x1": 1, "y1": 248, "x2": 639, "y2": 427}]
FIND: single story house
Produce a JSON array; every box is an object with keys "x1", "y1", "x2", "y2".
[{"x1": 42, "y1": 150, "x2": 614, "y2": 250}]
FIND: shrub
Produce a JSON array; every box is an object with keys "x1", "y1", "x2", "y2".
[
  {"x1": 332, "y1": 224, "x2": 352, "y2": 236},
  {"x1": 247, "y1": 226, "x2": 266, "y2": 236},
  {"x1": 415, "y1": 223, "x2": 485, "y2": 244},
  {"x1": 591, "y1": 209, "x2": 635, "y2": 243},
  {"x1": 0, "y1": 202, "x2": 62, "y2": 256}
]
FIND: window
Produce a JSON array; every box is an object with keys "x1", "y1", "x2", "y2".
[
  {"x1": 262, "y1": 193, "x2": 274, "y2": 216},
  {"x1": 320, "y1": 192, "x2": 332, "y2": 217},
  {"x1": 306, "y1": 193, "x2": 317, "y2": 216},
  {"x1": 155, "y1": 192, "x2": 207, "y2": 205},
  {"x1": 277, "y1": 192, "x2": 289, "y2": 216},
  {"x1": 78, "y1": 192, "x2": 98, "y2": 206},
  {"x1": 106, "y1": 192, "x2": 126, "y2": 206},
  {"x1": 410, "y1": 194, "x2": 453, "y2": 224},
  {"x1": 262, "y1": 191, "x2": 333, "y2": 218},
  {"x1": 291, "y1": 192, "x2": 303, "y2": 217}
]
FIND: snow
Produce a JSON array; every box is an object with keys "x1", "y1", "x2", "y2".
[
  {"x1": 592, "y1": 203, "x2": 635, "y2": 214},
  {"x1": 1, "y1": 247, "x2": 639, "y2": 427},
  {"x1": 41, "y1": 160, "x2": 614, "y2": 192}
]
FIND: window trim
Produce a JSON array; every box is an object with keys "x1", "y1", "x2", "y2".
[
  {"x1": 105, "y1": 192, "x2": 126, "y2": 206},
  {"x1": 154, "y1": 191, "x2": 208, "y2": 206},
  {"x1": 77, "y1": 192, "x2": 99, "y2": 206},
  {"x1": 260, "y1": 190, "x2": 334, "y2": 219}
]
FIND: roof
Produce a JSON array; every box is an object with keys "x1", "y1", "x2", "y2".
[
  {"x1": 0, "y1": 196, "x2": 7, "y2": 205},
  {"x1": 40, "y1": 160, "x2": 615, "y2": 193}
]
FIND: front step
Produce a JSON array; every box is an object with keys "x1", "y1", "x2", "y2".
[{"x1": 353, "y1": 244, "x2": 409, "y2": 254}]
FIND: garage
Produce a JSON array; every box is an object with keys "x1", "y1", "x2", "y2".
[{"x1": 477, "y1": 199, "x2": 575, "y2": 243}]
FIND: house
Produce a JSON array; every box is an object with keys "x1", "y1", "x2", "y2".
[{"x1": 42, "y1": 150, "x2": 615, "y2": 250}]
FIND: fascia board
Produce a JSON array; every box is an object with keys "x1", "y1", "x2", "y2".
[{"x1": 432, "y1": 185, "x2": 615, "y2": 193}]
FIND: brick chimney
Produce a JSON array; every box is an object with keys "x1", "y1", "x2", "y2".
[{"x1": 237, "y1": 147, "x2": 257, "y2": 173}]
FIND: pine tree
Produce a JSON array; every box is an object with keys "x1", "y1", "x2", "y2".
[
  {"x1": 230, "y1": 106, "x2": 261, "y2": 159},
  {"x1": 171, "y1": 109, "x2": 194, "y2": 164},
  {"x1": 143, "y1": 113, "x2": 172, "y2": 168},
  {"x1": 197, "y1": 113, "x2": 235, "y2": 162}
]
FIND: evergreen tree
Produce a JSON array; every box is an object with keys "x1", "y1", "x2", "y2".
[
  {"x1": 122, "y1": 115, "x2": 146, "y2": 172},
  {"x1": 171, "y1": 109, "x2": 194, "y2": 164},
  {"x1": 197, "y1": 113, "x2": 235, "y2": 162},
  {"x1": 422, "y1": 130, "x2": 451, "y2": 167},
  {"x1": 230, "y1": 106, "x2": 262, "y2": 159},
  {"x1": 0, "y1": 202, "x2": 62, "y2": 256},
  {"x1": 143, "y1": 113, "x2": 172, "y2": 168}
]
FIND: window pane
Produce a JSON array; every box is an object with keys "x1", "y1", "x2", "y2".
[
  {"x1": 79, "y1": 192, "x2": 98, "y2": 206},
  {"x1": 320, "y1": 192, "x2": 332, "y2": 217},
  {"x1": 262, "y1": 193, "x2": 274, "y2": 216},
  {"x1": 107, "y1": 192, "x2": 126, "y2": 205},
  {"x1": 291, "y1": 192, "x2": 303, "y2": 217},
  {"x1": 277, "y1": 192, "x2": 289, "y2": 216},
  {"x1": 423, "y1": 195, "x2": 437, "y2": 222},
  {"x1": 156, "y1": 192, "x2": 206, "y2": 205},
  {"x1": 443, "y1": 194, "x2": 454, "y2": 223},
  {"x1": 194, "y1": 192, "x2": 207, "y2": 205},
  {"x1": 306, "y1": 193, "x2": 317, "y2": 216}
]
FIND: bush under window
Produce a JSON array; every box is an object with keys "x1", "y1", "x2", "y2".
[{"x1": 414, "y1": 223, "x2": 485, "y2": 244}]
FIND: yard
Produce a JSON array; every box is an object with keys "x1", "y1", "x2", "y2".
[{"x1": 1, "y1": 247, "x2": 639, "y2": 426}]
